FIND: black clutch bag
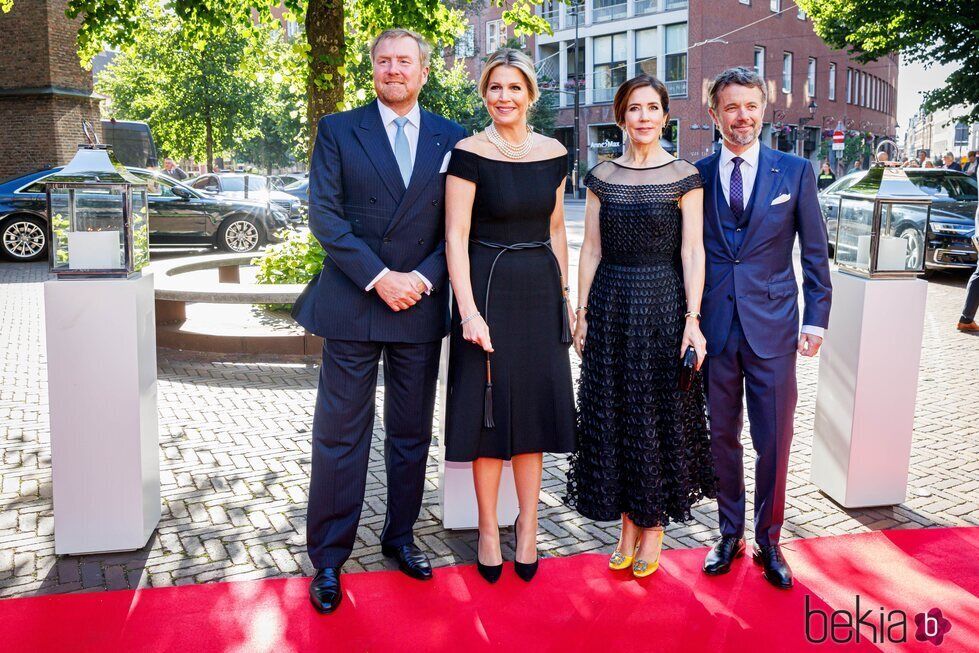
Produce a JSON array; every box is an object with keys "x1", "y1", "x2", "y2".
[{"x1": 678, "y1": 345, "x2": 697, "y2": 392}]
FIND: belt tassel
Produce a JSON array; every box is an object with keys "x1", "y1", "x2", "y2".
[
  {"x1": 483, "y1": 355, "x2": 495, "y2": 429},
  {"x1": 560, "y1": 294, "x2": 572, "y2": 345}
]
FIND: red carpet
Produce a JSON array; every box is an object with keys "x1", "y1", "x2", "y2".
[{"x1": 2, "y1": 527, "x2": 977, "y2": 652}]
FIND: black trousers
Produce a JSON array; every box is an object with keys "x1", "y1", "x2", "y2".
[
  {"x1": 306, "y1": 338, "x2": 441, "y2": 569},
  {"x1": 960, "y1": 250, "x2": 979, "y2": 323}
]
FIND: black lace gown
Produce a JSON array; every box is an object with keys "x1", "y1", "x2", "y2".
[{"x1": 566, "y1": 159, "x2": 717, "y2": 528}]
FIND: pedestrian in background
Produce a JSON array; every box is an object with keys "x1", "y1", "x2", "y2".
[
  {"x1": 162, "y1": 157, "x2": 188, "y2": 180},
  {"x1": 817, "y1": 161, "x2": 836, "y2": 190},
  {"x1": 956, "y1": 165, "x2": 979, "y2": 333},
  {"x1": 963, "y1": 151, "x2": 977, "y2": 176},
  {"x1": 943, "y1": 152, "x2": 962, "y2": 171}
]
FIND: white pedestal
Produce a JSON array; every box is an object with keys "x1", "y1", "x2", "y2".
[
  {"x1": 437, "y1": 339, "x2": 518, "y2": 529},
  {"x1": 811, "y1": 271, "x2": 927, "y2": 508},
  {"x1": 44, "y1": 274, "x2": 161, "y2": 554}
]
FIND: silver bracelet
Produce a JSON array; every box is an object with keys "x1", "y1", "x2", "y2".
[{"x1": 460, "y1": 311, "x2": 481, "y2": 326}]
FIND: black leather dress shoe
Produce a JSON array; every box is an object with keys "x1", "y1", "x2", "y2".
[
  {"x1": 753, "y1": 544, "x2": 793, "y2": 589},
  {"x1": 381, "y1": 543, "x2": 433, "y2": 581},
  {"x1": 703, "y1": 536, "x2": 746, "y2": 576},
  {"x1": 309, "y1": 567, "x2": 342, "y2": 614}
]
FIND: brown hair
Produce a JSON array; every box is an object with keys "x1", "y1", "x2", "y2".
[
  {"x1": 707, "y1": 66, "x2": 768, "y2": 111},
  {"x1": 613, "y1": 74, "x2": 670, "y2": 126}
]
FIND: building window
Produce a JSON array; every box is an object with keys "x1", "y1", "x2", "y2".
[
  {"x1": 285, "y1": 21, "x2": 300, "y2": 38},
  {"x1": 828, "y1": 62, "x2": 837, "y2": 101},
  {"x1": 798, "y1": 8, "x2": 806, "y2": 19},
  {"x1": 754, "y1": 46, "x2": 765, "y2": 79},
  {"x1": 846, "y1": 67, "x2": 852, "y2": 103},
  {"x1": 455, "y1": 25, "x2": 475, "y2": 59},
  {"x1": 771, "y1": 0, "x2": 780, "y2": 11},
  {"x1": 740, "y1": 0, "x2": 750, "y2": 4},
  {"x1": 593, "y1": 0, "x2": 628, "y2": 24},
  {"x1": 593, "y1": 33, "x2": 627, "y2": 103},
  {"x1": 635, "y1": 28, "x2": 657, "y2": 78},
  {"x1": 807, "y1": 57, "x2": 816, "y2": 97},
  {"x1": 664, "y1": 23, "x2": 688, "y2": 97},
  {"x1": 782, "y1": 52, "x2": 792, "y2": 93},
  {"x1": 486, "y1": 20, "x2": 505, "y2": 54}
]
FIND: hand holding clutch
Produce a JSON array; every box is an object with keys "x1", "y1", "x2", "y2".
[{"x1": 678, "y1": 346, "x2": 698, "y2": 392}]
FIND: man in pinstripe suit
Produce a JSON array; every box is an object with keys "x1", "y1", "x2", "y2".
[{"x1": 294, "y1": 29, "x2": 466, "y2": 614}]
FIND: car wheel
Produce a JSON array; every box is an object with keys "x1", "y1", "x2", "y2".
[
  {"x1": 1, "y1": 215, "x2": 47, "y2": 262},
  {"x1": 218, "y1": 217, "x2": 264, "y2": 253},
  {"x1": 898, "y1": 226, "x2": 924, "y2": 271}
]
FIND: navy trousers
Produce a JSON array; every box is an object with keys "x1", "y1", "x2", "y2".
[
  {"x1": 704, "y1": 316, "x2": 798, "y2": 546},
  {"x1": 306, "y1": 338, "x2": 441, "y2": 569}
]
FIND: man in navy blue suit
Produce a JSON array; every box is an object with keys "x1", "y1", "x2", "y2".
[
  {"x1": 295, "y1": 29, "x2": 466, "y2": 613},
  {"x1": 695, "y1": 68, "x2": 832, "y2": 589}
]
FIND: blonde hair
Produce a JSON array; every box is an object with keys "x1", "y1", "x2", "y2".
[
  {"x1": 370, "y1": 29, "x2": 432, "y2": 68},
  {"x1": 478, "y1": 48, "x2": 540, "y2": 105}
]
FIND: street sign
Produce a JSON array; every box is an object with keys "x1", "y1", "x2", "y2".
[{"x1": 833, "y1": 129, "x2": 845, "y2": 151}]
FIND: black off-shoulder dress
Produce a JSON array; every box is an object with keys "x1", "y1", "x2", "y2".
[{"x1": 443, "y1": 148, "x2": 577, "y2": 462}]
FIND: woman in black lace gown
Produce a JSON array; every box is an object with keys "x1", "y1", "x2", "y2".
[
  {"x1": 566, "y1": 75, "x2": 717, "y2": 577},
  {"x1": 444, "y1": 49, "x2": 576, "y2": 584}
]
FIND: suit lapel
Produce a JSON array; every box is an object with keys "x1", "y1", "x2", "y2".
[
  {"x1": 703, "y1": 153, "x2": 735, "y2": 259},
  {"x1": 741, "y1": 144, "x2": 784, "y2": 249},
  {"x1": 353, "y1": 101, "x2": 405, "y2": 203},
  {"x1": 384, "y1": 110, "x2": 445, "y2": 237}
]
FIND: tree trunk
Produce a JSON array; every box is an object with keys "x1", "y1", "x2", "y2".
[
  {"x1": 205, "y1": 109, "x2": 214, "y2": 173},
  {"x1": 306, "y1": 0, "x2": 346, "y2": 156}
]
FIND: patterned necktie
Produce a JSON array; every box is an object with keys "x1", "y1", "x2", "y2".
[
  {"x1": 730, "y1": 156, "x2": 744, "y2": 222},
  {"x1": 393, "y1": 116, "x2": 412, "y2": 187}
]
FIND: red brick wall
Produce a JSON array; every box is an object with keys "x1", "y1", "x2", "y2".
[{"x1": 0, "y1": 0, "x2": 101, "y2": 181}]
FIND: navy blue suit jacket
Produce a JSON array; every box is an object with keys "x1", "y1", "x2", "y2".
[
  {"x1": 296, "y1": 100, "x2": 467, "y2": 343},
  {"x1": 695, "y1": 145, "x2": 832, "y2": 359}
]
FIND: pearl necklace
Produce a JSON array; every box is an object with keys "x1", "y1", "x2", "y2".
[{"x1": 485, "y1": 123, "x2": 534, "y2": 159}]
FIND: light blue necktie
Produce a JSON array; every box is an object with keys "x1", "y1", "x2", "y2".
[{"x1": 393, "y1": 116, "x2": 412, "y2": 187}]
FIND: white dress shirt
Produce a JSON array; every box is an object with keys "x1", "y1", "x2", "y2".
[
  {"x1": 718, "y1": 139, "x2": 823, "y2": 339},
  {"x1": 365, "y1": 99, "x2": 432, "y2": 294}
]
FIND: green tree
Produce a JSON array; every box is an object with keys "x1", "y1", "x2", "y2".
[
  {"x1": 95, "y1": 3, "x2": 300, "y2": 171},
  {"x1": 798, "y1": 0, "x2": 979, "y2": 122},
  {"x1": 47, "y1": 0, "x2": 558, "y2": 150}
]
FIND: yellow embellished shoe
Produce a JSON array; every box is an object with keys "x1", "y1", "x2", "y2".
[
  {"x1": 632, "y1": 527, "x2": 664, "y2": 578},
  {"x1": 608, "y1": 534, "x2": 641, "y2": 571}
]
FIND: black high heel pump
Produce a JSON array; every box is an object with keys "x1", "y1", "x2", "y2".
[{"x1": 513, "y1": 512, "x2": 539, "y2": 582}]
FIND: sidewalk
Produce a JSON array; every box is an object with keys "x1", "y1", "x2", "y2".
[{"x1": 1, "y1": 254, "x2": 977, "y2": 597}]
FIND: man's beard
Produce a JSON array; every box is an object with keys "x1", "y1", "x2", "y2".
[
  {"x1": 378, "y1": 80, "x2": 409, "y2": 105},
  {"x1": 725, "y1": 122, "x2": 760, "y2": 146}
]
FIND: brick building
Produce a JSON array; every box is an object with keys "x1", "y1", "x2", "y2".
[
  {"x1": 451, "y1": 0, "x2": 898, "y2": 184},
  {"x1": 904, "y1": 106, "x2": 979, "y2": 164},
  {"x1": 0, "y1": 0, "x2": 102, "y2": 181}
]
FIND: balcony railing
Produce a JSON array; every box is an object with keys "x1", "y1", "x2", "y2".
[
  {"x1": 664, "y1": 0, "x2": 687, "y2": 10},
  {"x1": 665, "y1": 79, "x2": 688, "y2": 98},
  {"x1": 592, "y1": 1, "x2": 627, "y2": 23},
  {"x1": 634, "y1": 0, "x2": 659, "y2": 15},
  {"x1": 542, "y1": 10, "x2": 561, "y2": 31}
]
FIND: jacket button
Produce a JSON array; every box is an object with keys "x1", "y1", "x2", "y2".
[
  {"x1": 383, "y1": 237, "x2": 391, "y2": 243},
  {"x1": 734, "y1": 259, "x2": 741, "y2": 264},
  {"x1": 369, "y1": 197, "x2": 377, "y2": 204},
  {"x1": 417, "y1": 239, "x2": 425, "y2": 245},
  {"x1": 431, "y1": 199, "x2": 439, "y2": 206}
]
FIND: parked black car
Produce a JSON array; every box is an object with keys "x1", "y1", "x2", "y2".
[
  {"x1": 0, "y1": 167, "x2": 294, "y2": 262},
  {"x1": 819, "y1": 168, "x2": 978, "y2": 272}
]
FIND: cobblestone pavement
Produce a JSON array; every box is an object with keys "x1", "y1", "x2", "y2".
[{"x1": 2, "y1": 206, "x2": 978, "y2": 597}]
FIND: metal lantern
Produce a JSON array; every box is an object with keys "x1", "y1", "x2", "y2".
[
  {"x1": 45, "y1": 144, "x2": 149, "y2": 278},
  {"x1": 833, "y1": 164, "x2": 933, "y2": 278}
]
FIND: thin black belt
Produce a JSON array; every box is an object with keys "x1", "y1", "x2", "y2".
[{"x1": 470, "y1": 238, "x2": 572, "y2": 429}]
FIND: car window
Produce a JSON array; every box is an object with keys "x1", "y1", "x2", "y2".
[
  {"x1": 191, "y1": 176, "x2": 213, "y2": 190},
  {"x1": 908, "y1": 174, "x2": 951, "y2": 201},
  {"x1": 942, "y1": 175, "x2": 978, "y2": 202},
  {"x1": 19, "y1": 175, "x2": 54, "y2": 194},
  {"x1": 825, "y1": 175, "x2": 862, "y2": 195},
  {"x1": 133, "y1": 172, "x2": 179, "y2": 197},
  {"x1": 220, "y1": 175, "x2": 268, "y2": 192}
]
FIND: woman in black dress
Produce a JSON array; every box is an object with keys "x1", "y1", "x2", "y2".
[
  {"x1": 567, "y1": 75, "x2": 716, "y2": 577},
  {"x1": 444, "y1": 49, "x2": 576, "y2": 584}
]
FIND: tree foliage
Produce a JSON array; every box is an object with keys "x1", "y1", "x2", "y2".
[
  {"x1": 95, "y1": 2, "x2": 304, "y2": 171},
  {"x1": 798, "y1": 0, "x2": 979, "y2": 122}
]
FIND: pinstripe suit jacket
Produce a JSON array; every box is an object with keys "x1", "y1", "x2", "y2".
[{"x1": 297, "y1": 100, "x2": 467, "y2": 342}]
